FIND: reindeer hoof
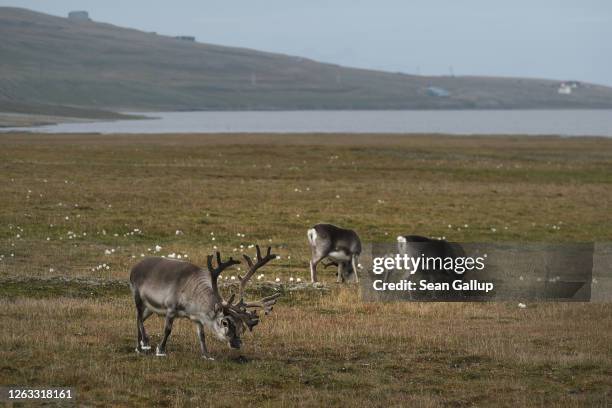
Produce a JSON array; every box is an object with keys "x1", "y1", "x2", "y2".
[
  {"x1": 202, "y1": 355, "x2": 215, "y2": 361},
  {"x1": 140, "y1": 341, "x2": 151, "y2": 351},
  {"x1": 155, "y1": 347, "x2": 167, "y2": 357}
]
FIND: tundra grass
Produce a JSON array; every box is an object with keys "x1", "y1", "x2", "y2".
[{"x1": 0, "y1": 133, "x2": 611, "y2": 407}]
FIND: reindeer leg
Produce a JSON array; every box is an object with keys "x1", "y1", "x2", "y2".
[
  {"x1": 196, "y1": 322, "x2": 214, "y2": 360},
  {"x1": 156, "y1": 312, "x2": 176, "y2": 357},
  {"x1": 139, "y1": 309, "x2": 152, "y2": 351},
  {"x1": 351, "y1": 255, "x2": 359, "y2": 283},
  {"x1": 337, "y1": 262, "x2": 343, "y2": 283},
  {"x1": 135, "y1": 311, "x2": 144, "y2": 353},
  {"x1": 310, "y1": 257, "x2": 322, "y2": 283},
  {"x1": 134, "y1": 292, "x2": 152, "y2": 353}
]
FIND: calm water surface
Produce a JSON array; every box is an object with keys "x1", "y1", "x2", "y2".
[{"x1": 3, "y1": 110, "x2": 612, "y2": 136}]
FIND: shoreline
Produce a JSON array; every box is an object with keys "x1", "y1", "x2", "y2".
[{"x1": 2, "y1": 109, "x2": 612, "y2": 137}]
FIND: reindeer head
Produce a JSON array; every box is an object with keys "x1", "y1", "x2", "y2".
[
  {"x1": 207, "y1": 246, "x2": 280, "y2": 349},
  {"x1": 211, "y1": 302, "x2": 243, "y2": 349}
]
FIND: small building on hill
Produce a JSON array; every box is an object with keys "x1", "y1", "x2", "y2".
[
  {"x1": 558, "y1": 83, "x2": 572, "y2": 95},
  {"x1": 175, "y1": 36, "x2": 196, "y2": 42},
  {"x1": 426, "y1": 86, "x2": 450, "y2": 97},
  {"x1": 68, "y1": 11, "x2": 91, "y2": 22}
]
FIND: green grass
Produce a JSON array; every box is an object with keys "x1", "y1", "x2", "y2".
[{"x1": 0, "y1": 133, "x2": 611, "y2": 407}]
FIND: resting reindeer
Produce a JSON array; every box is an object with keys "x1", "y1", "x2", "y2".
[
  {"x1": 129, "y1": 245, "x2": 280, "y2": 359},
  {"x1": 307, "y1": 223, "x2": 361, "y2": 283}
]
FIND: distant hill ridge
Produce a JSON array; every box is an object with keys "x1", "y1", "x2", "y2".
[{"x1": 2, "y1": 6, "x2": 612, "y2": 114}]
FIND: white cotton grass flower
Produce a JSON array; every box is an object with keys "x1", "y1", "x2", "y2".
[
  {"x1": 275, "y1": 277, "x2": 281, "y2": 282},
  {"x1": 49, "y1": 268, "x2": 54, "y2": 273},
  {"x1": 289, "y1": 277, "x2": 294, "y2": 282},
  {"x1": 175, "y1": 230, "x2": 183, "y2": 235},
  {"x1": 518, "y1": 303, "x2": 527, "y2": 309},
  {"x1": 296, "y1": 278, "x2": 302, "y2": 283},
  {"x1": 230, "y1": 276, "x2": 236, "y2": 280},
  {"x1": 154, "y1": 245, "x2": 162, "y2": 253},
  {"x1": 104, "y1": 249, "x2": 112, "y2": 255}
]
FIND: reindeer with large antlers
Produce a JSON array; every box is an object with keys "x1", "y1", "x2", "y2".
[{"x1": 129, "y1": 245, "x2": 280, "y2": 359}]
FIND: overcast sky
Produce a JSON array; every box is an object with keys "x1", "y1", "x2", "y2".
[{"x1": 2, "y1": 0, "x2": 611, "y2": 86}]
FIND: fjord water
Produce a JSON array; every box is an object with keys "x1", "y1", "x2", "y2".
[{"x1": 4, "y1": 110, "x2": 612, "y2": 136}]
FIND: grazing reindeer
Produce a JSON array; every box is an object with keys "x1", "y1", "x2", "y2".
[
  {"x1": 396, "y1": 235, "x2": 465, "y2": 262},
  {"x1": 395, "y1": 235, "x2": 467, "y2": 300},
  {"x1": 129, "y1": 245, "x2": 280, "y2": 359},
  {"x1": 307, "y1": 223, "x2": 361, "y2": 283}
]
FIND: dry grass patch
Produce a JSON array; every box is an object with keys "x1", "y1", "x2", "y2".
[
  {"x1": 0, "y1": 292, "x2": 611, "y2": 407},
  {"x1": 1, "y1": 133, "x2": 612, "y2": 406}
]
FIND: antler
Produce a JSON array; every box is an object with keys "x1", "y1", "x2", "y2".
[
  {"x1": 226, "y1": 293, "x2": 282, "y2": 331},
  {"x1": 207, "y1": 251, "x2": 241, "y2": 280},
  {"x1": 225, "y1": 305, "x2": 260, "y2": 331},
  {"x1": 207, "y1": 251, "x2": 240, "y2": 303},
  {"x1": 223, "y1": 245, "x2": 281, "y2": 331},
  {"x1": 238, "y1": 245, "x2": 276, "y2": 298},
  {"x1": 238, "y1": 293, "x2": 282, "y2": 315}
]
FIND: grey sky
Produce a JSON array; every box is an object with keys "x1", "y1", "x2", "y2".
[{"x1": 2, "y1": 0, "x2": 611, "y2": 86}]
